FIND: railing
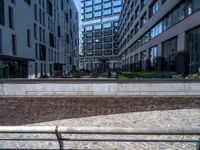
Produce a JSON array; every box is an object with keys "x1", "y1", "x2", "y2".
[{"x1": 0, "y1": 126, "x2": 200, "y2": 150}]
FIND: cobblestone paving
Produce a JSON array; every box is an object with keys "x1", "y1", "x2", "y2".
[{"x1": 0, "y1": 109, "x2": 200, "y2": 149}]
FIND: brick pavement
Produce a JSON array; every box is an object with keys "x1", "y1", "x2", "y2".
[{"x1": 0, "y1": 108, "x2": 200, "y2": 149}]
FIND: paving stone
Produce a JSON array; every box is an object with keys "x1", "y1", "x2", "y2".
[{"x1": 0, "y1": 109, "x2": 200, "y2": 149}]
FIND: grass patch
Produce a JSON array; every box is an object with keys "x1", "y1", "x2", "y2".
[{"x1": 118, "y1": 71, "x2": 176, "y2": 79}]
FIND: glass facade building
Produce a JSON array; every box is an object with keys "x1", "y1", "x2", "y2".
[
  {"x1": 118, "y1": 0, "x2": 200, "y2": 74},
  {"x1": 81, "y1": 0, "x2": 122, "y2": 71}
]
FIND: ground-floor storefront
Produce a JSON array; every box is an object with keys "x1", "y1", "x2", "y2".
[{"x1": 0, "y1": 56, "x2": 32, "y2": 78}]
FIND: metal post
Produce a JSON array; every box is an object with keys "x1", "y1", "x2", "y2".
[
  {"x1": 197, "y1": 138, "x2": 200, "y2": 150},
  {"x1": 55, "y1": 126, "x2": 64, "y2": 150}
]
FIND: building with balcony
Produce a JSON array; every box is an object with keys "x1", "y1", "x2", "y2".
[
  {"x1": 0, "y1": 0, "x2": 79, "y2": 78},
  {"x1": 118, "y1": 0, "x2": 200, "y2": 74},
  {"x1": 81, "y1": 0, "x2": 122, "y2": 72}
]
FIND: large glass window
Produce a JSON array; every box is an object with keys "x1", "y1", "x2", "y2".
[
  {"x1": 104, "y1": 43, "x2": 112, "y2": 49},
  {"x1": 103, "y1": 2, "x2": 112, "y2": 9},
  {"x1": 149, "y1": 0, "x2": 159, "y2": 18},
  {"x1": 104, "y1": 50, "x2": 112, "y2": 55},
  {"x1": 86, "y1": 38, "x2": 93, "y2": 44},
  {"x1": 113, "y1": 0, "x2": 122, "y2": 6},
  {"x1": 95, "y1": 51, "x2": 102, "y2": 56},
  {"x1": 149, "y1": 46, "x2": 158, "y2": 70},
  {"x1": 141, "y1": 50, "x2": 147, "y2": 71},
  {"x1": 95, "y1": 37, "x2": 102, "y2": 43},
  {"x1": 150, "y1": 22, "x2": 162, "y2": 38},
  {"x1": 104, "y1": 36, "x2": 112, "y2": 42},
  {"x1": 85, "y1": 26, "x2": 93, "y2": 31},
  {"x1": 103, "y1": 23, "x2": 112, "y2": 28},
  {"x1": 94, "y1": 11, "x2": 102, "y2": 17},
  {"x1": 187, "y1": 26, "x2": 200, "y2": 73},
  {"x1": 85, "y1": 13, "x2": 93, "y2": 19},
  {"x1": 95, "y1": 44, "x2": 102, "y2": 49},
  {"x1": 104, "y1": 29, "x2": 112, "y2": 36},
  {"x1": 94, "y1": 4, "x2": 102, "y2": 11},
  {"x1": 162, "y1": 37, "x2": 177, "y2": 71},
  {"x1": 85, "y1": 6, "x2": 92, "y2": 13},
  {"x1": 86, "y1": 44, "x2": 93, "y2": 50},
  {"x1": 0, "y1": 0, "x2": 5, "y2": 25},
  {"x1": 86, "y1": 0, "x2": 92, "y2": 6},
  {"x1": 0, "y1": 29, "x2": 2, "y2": 53},
  {"x1": 113, "y1": 7, "x2": 121, "y2": 13},
  {"x1": 94, "y1": 24, "x2": 102, "y2": 30},
  {"x1": 95, "y1": 30, "x2": 102, "y2": 37},
  {"x1": 86, "y1": 32, "x2": 93, "y2": 38},
  {"x1": 103, "y1": 9, "x2": 112, "y2": 15},
  {"x1": 94, "y1": 0, "x2": 102, "y2": 4}
]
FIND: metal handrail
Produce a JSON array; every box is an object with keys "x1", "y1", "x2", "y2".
[{"x1": 0, "y1": 126, "x2": 199, "y2": 150}]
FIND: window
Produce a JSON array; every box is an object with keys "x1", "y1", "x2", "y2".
[
  {"x1": 141, "y1": 12, "x2": 147, "y2": 27},
  {"x1": 104, "y1": 43, "x2": 112, "y2": 49},
  {"x1": 113, "y1": 0, "x2": 122, "y2": 6},
  {"x1": 103, "y1": 23, "x2": 112, "y2": 28},
  {"x1": 150, "y1": 22, "x2": 162, "y2": 38},
  {"x1": 103, "y1": 9, "x2": 111, "y2": 15},
  {"x1": 94, "y1": 11, "x2": 102, "y2": 17},
  {"x1": 35, "y1": 43, "x2": 38, "y2": 59},
  {"x1": 86, "y1": 44, "x2": 93, "y2": 50},
  {"x1": 86, "y1": 32, "x2": 93, "y2": 38},
  {"x1": 135, "y1": 22, "x2": 139, "y2": 34},
  {"x1": 95, "y1": 30, "x2": 102, "y2": 37},
  {"x1": 86, "y1": 0, "x2": 92, "y2": 6},
  {"x1": 162, "y1": 37, "x2": 177, "y2": 71},
  {"x1": 39, "y1": 44, "x2": 46, "y2": 61},
  {"x1": 24, "y1": 0, "x2": 31, "y2": 5},
  {"x1": 104, "y1": 29, "x2": 112, "y2": 36},
  {"x1": 95, "y1": 44, "x2": 102, "y2": 49},
  {"x1": 86, "y1": 6, "x2": 92, "y2": 13},
  {"x1": 27, "y1": 29, "x2": 31, "y2": 47},
  {"x1": 94, "y1": 0, "x2": 101, "y2": 5},
  {"x1": 103, "y1": 2, "x2": 111, "y2": 9},
  {"x1": 12, "y1": 34, "x2": 16, "y2": 55},
  {"x1": 149, "y1": 0, "x2": 159, "y2": 18},
  {"x1": 141, "y1": 50, "x2": 147, "y2": 71},
  {"x1": 0, "y1": 0, "x2": 5, "y2": 25},
  {"x1": 149, "y1": 46, "x2": 158, "y2": 70},
  {"x1": 94, "y1": 24, "x2": 102, "y2": 30},
  {"x1": 95, "y1": 37, "x2": 102, "y2": 43},
  {"x1": 0, "y1": 29, "x2": 2, "y2": 53},
  {"x1": 85, "y1": 13, "x2": 93, "y2": 19},
  {"x1": 86, "y1": 38, "x2": 93, "y2": 43},
  {"x1": 8, "y1": 6, "x2": 14, "y2": 28},
  {"x1": 95, "y1": 51, "x2": 102, "y2": 56},
  {"x1": 94, "y1": 4, "x2": 102, "y2": 11},
  {"x1": 104, "y1": 36, "x2": 112, "y2": 42},
  {"x1": 113, "y1": 7, "x2": 121, "y2": 13},
  {"x1": 86, "y1": 51, "x2": 93, "y2": 56},
  {"x1": 47, "y1": 0, "x2": 53, "y2": 17},
  {"x1": 34, "y1": 24, "x2": 37, "y2": 40},
  {"x1": 49, "y1": 33, "x2": 55, "y2": 47},
  {"x1": 34, "y1": 5, "x2": 37, "y2": 21},
  {"x1": 104, "y1": 50, "x2": 112, "y2": 55},
  {"x1": 187, "y1": 26, "x2": 200, "y2": 73},
  {"x1": 141, "y1": 0, "x2": 147, "y2": 9}
]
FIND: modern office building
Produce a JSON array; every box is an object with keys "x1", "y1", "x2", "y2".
[
  {"x1": 81, "y1": 0, "x2": 122, "y2": 72},
  {"x1": 0, "y1": 0, "x2": 79, "y2": 78},
  {"x1": 118, "y1": 0, "x2": 200, "y2": 74}
]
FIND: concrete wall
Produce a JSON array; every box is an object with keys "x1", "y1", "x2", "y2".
[{"x1": 1, "y1": 79, "x2": 200, "y2": 96}]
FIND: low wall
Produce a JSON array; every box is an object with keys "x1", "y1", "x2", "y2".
[
  {"x1": 0, "y1": 96, "x2": 200, "y2": 125},
  {"x1": 1, "y1": 79, "x2": 200, "y2": 96}
]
